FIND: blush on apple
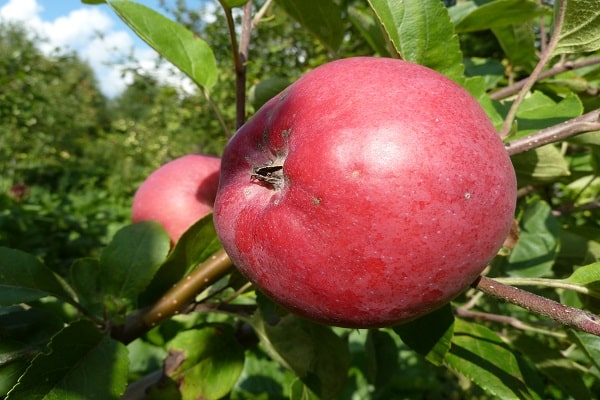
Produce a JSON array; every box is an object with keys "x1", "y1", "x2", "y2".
[
  {"x1": 132, "y1": 154, "x2": 221, "y2": 244},
  {"x1": 214, "y1": 57, "x2": 517, "y2": 328}
]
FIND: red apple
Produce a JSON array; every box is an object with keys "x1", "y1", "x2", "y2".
[
  {"x1": 132, "y1": 154, "x2": 220, "y2": 244},
  {"x1": 213, "y1": 57, "x2": 516, "y2": 328}
]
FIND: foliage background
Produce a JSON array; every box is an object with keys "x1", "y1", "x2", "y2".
[{"x1": 1, "y1": 0, "x2": 600, "y2": 399}]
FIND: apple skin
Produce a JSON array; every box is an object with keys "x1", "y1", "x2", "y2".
[
  {"x1": 132, "y1": 154, "x2": 221, "y2": 244},
  {"x1": 213, "y1": 57, "x2": 516, "y2": 328}
]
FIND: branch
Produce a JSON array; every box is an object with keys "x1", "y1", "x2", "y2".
[
  {"x1": 473, "y1": 276, "x2": 600, "y2": 336},
  {"x1": 504, "y1": 109, "x2": 600, "y2": 156},
  {"x1": 491, "y1": 56, "x2": 600, "y2": 101},
  {"x1": 112, "y1": 249, "x2": 233, "y2": 344},
  {"x1": 455, "y1": 308, "x2": 566, "y2": 338},
  {"x1": 498, "y1": 0, "x2": 568, "y2": 138}
]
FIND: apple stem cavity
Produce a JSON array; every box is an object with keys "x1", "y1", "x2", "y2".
[
  {"x1": 251, "y1": 162, "x2": 285, "y2": 190},
  {"x1": 473, "y1": 276, "x2": 600, "y2": 336}
]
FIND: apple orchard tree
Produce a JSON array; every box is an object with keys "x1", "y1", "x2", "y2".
[{"x1": 2, "y1": 0, "x2": 600, "y2": 399}]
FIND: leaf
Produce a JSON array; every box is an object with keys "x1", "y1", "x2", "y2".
[
  {"x1": 364, "y1": 330, "x2": 399, "y2": 387},
  {"x1": 70, "y1": 258, "x2": 103, "y2": 314},
  {"x1": 505, "y1": 199, "x2": 560, "y2": 277},
  {"x1": 553, "y1": 0, "x2": 600, "y2": 55},
  {"x1": 222, "y1": 0, "x2": 249, "y2": 8},
  {"x1": 445, "y1": 319, "x2": 543, "y2": 400},
  {"x1": 6, "y1": 320, "x2": 129, "y2": 400},
  {"x1": 452, "y1": 0, "x2": 550, "y2": 33},
  {"x1": 251, "y1": 295, "x2": 351, "y2": 400},
  {"x1": 510, "y1": 333, "x2": 591, "y2": 400},
  {"x1": 139, "y1": 214, "x2": 222, "y2": 305},
  {"x1": 81, "y1": 0, "x2": 106, "y2": 3},
  {"x1": 249, "y1": 77, "x2": 290, "y2": 110},
  {"x1": 163, "y1": 325, "x2": 245, "y2": 400},
  {"x1": 367, "y1": 0, "x2": 465, "y2": 83},
  {"x1": 347, "y1": 6, "x2": 391, "y2": 56},
  {"x1": 99, "y1": 221, "x2": 170, "y2": 307},
  {"x1": 106, "y1": 0, "x2": 217, "y2": 89},
  {"x1": 0, "y1": 247, "x2": 75, "y2": 306},
  {"x1": 563, "y1": 262, "x2": 600, "y2": 299},
  {"x1": 568, "y1": 330, "x2": 600, "y2": 371},
  {"x1": 492, "y1": 23, "x2": 537, "y2": 72},
  {"x1": 511, "y1": 144, "x2": 571, "y2": 183},
  {"x1": 276, "y1": 0, "x2": 344, "y2": 52},
  {"x1": 393, "y1": 304, "x2": 454, "y2": 366}
]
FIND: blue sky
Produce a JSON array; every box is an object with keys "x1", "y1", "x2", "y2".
[{"x1": 0, "y1": 0, "x2": 200, "y2": 96}]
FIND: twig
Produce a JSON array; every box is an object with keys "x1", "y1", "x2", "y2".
[
  {"x1": 498, "y1": 0, "x2": 568, "y2": 138},
  {"x1": 504, "y1": 109, "x2": 600, "y2": 156},
  {"x1": 112, "y1": 249, "x2": 233, "y2": 344},
  {"x1": 455, "y1": 308, "x2": 566, "y2": 338},
  {"x1": 491, "y1": 56, "x2": 600, "y2": 100},
  {"x1": 252, "y1": 0, "x2": 274, "y2": 27},
  {"x1": 493, "y1": 277, "x2": 600, "y2": 299},
  {"x1": 473, "y1": 276, "x2": 600, "y2": 336}
]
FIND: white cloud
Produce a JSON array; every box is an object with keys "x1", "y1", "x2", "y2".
[{"x1": 0, "y1": 0, "x2": 195, "y2": 97}]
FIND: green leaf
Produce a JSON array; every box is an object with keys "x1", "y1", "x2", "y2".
[
  {"x1": 252, "y1": 295, "x2": 351, "y2": 400},
  {"x1": 505, "y1": 199, "x2": 560, "y2": 277},
  {"x1": 364, "y1": 330, "x2": 399, "y2": 387},
  {"x1": 0, "y1": 247, "x2": 75, "y2": 306},
  {"x1": 276, "y1": 0, "x2": 344, "y2": 52},
  {"x1": 106, "y1": 0, "x2": 217, "y2": 89},
  {"x1": 140, "y1": 214, "x2": 222, "y2": 305},
  {"x1": 348, "y1": 6, "x2": 391, "y2": 56},
  {"x1": 6, "y1": 320, "x2": 129, "y2": 400},
  {"x1": 393, "y1": 304, "x2": 454, "y2": 366},
  {"x1": 99, "y1": 221, "x2": 170, "y2": 305},
  {"x1": 70, "y1": 258, "x2": 103, "y2": 314},
  {"x1": 163, "y1": 325, "x2": 244, "y2": 400},
  {"x1": 568, "y1": 330, "x2": 600, "y2": 371},
  {"x1": 249, "y1": 77, "x2": 290, "y2": 110},
  {"x1": 553, "y1": 0, "x2": 600, "y2": 55},
  {"x1": 510, "y1": 333, "x2": 591, "y2": 400},
  {"x1": 81, "y1": 0, "x2": 106, "y2": 3},
  {"x1": 492, "y1": 23, "x2": 537, "y2": 71},
  {"x1": 222, "y1": 0, "x2": 249, "y2": 8},
  {"x1": 452, "y1": 0, "x2": 550, "y2": 33},
  {"x1": 563, "y1": 262, "x2": 600, "y2": 300},
  {"x1": 290, "y1": 379, "x2": 320, "y2": 400},
  {"x1": 445, "y1": 319, "x2": 542, "y2": 400},
  {"x1": 511, "y1": 144, "x2": 571, "y2": 183},
  {"x1": 367, "y1": 0, "x2": 465, "y2": 83}
]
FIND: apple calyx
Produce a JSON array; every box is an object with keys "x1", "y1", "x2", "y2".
[{"x1": 251, "y1": 160, "x2": 284, "y2": 190}]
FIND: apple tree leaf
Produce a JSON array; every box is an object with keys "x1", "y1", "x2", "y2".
[
  {"x1": 0, "y1": 247, "x2": 75, "y2": 306},
  {"x1": 563, "y1": 262, "x2": 600, "y2": 303},
  {"x1": 81, "y1": 0, "x2": 106, "y2": 4},
  {"x1": 139, "y1": 214, "x2": 222, "y2": 305},
  {"x1": 510, "y1": 333, "x2": 591, "y2": 399},
  {"x1": 106, "y1": 0, "x2": 217, "y2": 90},
  {"x1": 347, "y1": 5, "x2": 391, "y2": 57},
  {"x1": 249, "y1": 77, "x2": 290, "y2": 110},
  {"x1": 161, "y1": 325, "x2": 245, "y2": 400},
  {"x1": 393, "y1": 304, "x2": 454, "y2": 366},
  {"x1": 553, "y1": 0, "x2": 600, "y2": 56},
  {"x1": 503, "y1": 199, "x2": 560, "y2": 278},
  {"x1": 367, "y1": 0, "x2": 464, "y2": 83},
  {"x1": 450, "y1": 0, "x2": 550, "y2": 33},
  {"x1": 511, "y1": 145, "x2": 571, "y2": 184},
  {"x1": 445, "y1": 319, "x2": 543, "y2": 400},
  {"x1": 492, "y1": 23, "x2": 537, "y2": 72},
  {"x1": 6, "y1": 319, "x2": 129, "y2": 400},
  {"x1": 252, "y1": 295, "x2": 351, "y2": 400},
  {"x1": 275, "y1": 0, "x2": 344, "y2": 53},
  {"x1": 567, "y1": 330, "x2": 600, "y2": 372},
  {"x1": 364, "y1": 329, "x2": 400, "y2": 388},
  {"x1": 99, "y1": 221, "x2": 170, "y2": 312},
  {"x1": 221, "y1": 0, "x2": 249, "y2": 8}
]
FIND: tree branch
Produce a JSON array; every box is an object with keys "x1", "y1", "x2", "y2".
[
  {"x1": 504, "y1": 109, "x2": 600, "y2": 156},
  {"x1": 491, "y1": 56, "x2": 600, "y2": 101},
  {"x1": 112, "y1": 249, "x2": 233, "y2": 344},
  {"x1": 473, "y1": 276, "x2": 600, "y2": 336}
]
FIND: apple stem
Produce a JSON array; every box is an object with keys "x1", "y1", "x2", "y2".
[
  {"x1": 473, "y1": 276, "x2": 600, "y2": 336},
  {"x1": 112, "y1": 248, "x2": 233, "y2": 344},
  {"x1": 498, "y1": 0, "x2": 568, "y2": 138},
  {"x1": 504, "y1": 109, "x2": 600, "y2": 156}
]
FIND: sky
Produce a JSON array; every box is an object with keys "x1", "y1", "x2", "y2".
[{"x1": 0, "y1": 0, "x2": 201, "y2": 97}]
